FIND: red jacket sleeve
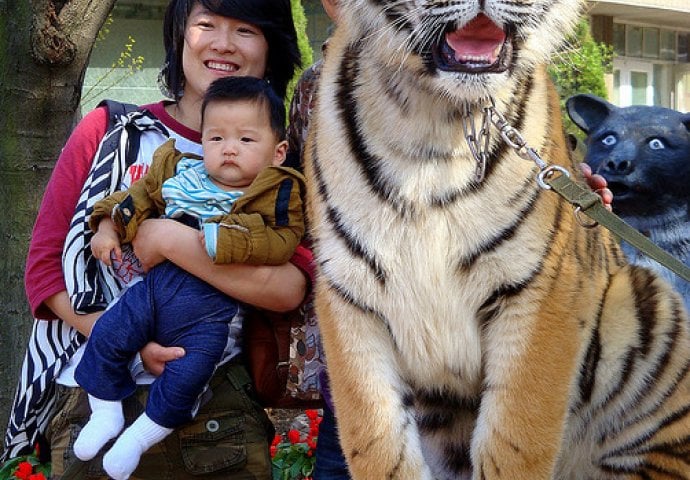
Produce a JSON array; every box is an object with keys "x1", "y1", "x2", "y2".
[
  {"x1": 289, "y1": 242, "x2": 315, "y2": 292},
  {"x1": 24, "y1": 107, "x2": 108, "y2": 319}
]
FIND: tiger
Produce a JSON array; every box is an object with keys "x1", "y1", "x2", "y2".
[{"x1": 303, "y1": 0, "x2": 690, "y2": 478}]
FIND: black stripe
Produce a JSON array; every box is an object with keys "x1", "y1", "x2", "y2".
[
  {"x1": 632, "y1": 268, "x2": 659, "y2": 357},
  {"x1": 444, "y1": 442, "x2": 472, "y2": 472},
  {"x1": 310, "y1": 142, "x2": 387, "y2": 284},
  {"x1": 274, "y1": 178, "x2": 293, "y2": 226},
  {"x1": 336, "y1": 44, "x2": 413, "y2": 217},
  {"x1": 369, "y1": 0, "x2": 414, "y2": 33},
  {"x1": 326, "y1": 205, "x2": 387, "y2": 284},
  {"x1": 456, "y1": 184, "x2": 540, "y2": 271},
  {"x1": 476, "y1": 280, "x2": 528, "y2": 329},
  {"x1": 322, "y1": 276, "x2": 399, "y2": 354},
  {"x1": 576, "y1": 303, "x2": 603, "y2": 406},
  {"x1": 590, "y1": 269, "x2": 660, "y2": 413}
]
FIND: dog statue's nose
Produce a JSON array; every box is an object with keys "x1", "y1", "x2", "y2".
[{"x1": 603, "y1": 157, "x2": 634, "y2": 175}]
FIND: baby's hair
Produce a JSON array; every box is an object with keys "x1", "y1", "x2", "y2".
[{"x1": 201, "y1": 76, "x2": 286, "y2": 140}]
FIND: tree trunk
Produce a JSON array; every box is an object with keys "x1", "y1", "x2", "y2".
[{"x1": 0, "y1": 0, "x2": 115, "y2": 453}]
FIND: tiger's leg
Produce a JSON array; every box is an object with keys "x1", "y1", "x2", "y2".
[
  {"x1": 560, "y1": 266, "x2": 690, "y2": 479},
  {"x1": 315, "y1": 283, "x2": 434, "y2": 479},
  {"x1": 470, "y1": 304, "x2": 582, "y2": 479}
]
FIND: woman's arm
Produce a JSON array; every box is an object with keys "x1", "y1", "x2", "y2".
[
  {"x1": 132, "y1": 218, "x2": 307, "y2": 312},
  {"x1": 26, "y1": 107, "x2": 109, "y2": 319},
  {"x1": 43, "y1": 291, "x2": 102, "y2": 336}
]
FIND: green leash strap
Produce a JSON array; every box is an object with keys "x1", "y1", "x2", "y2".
[{"x1": 546, "y1": 172, "x2": 690, "y2": 284}]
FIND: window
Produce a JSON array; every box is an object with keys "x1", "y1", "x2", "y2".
[
  {"x1": 659, "y1": 30, "x2": 676, "y2": 61},
  {"x1": 631, "y1": 71, "x2": 649, "y2": 104},
  {"x1": 626, "y1": 26, "x2": 643, "y2": 57},
  {"x1": 679, "y1": 34, "x2": 689, "y2": 63},
  {"x1": 615, "y1": 23, "x2": 688, "y2": 62},
  {"x1": 613, "y1": 23, "x2": 626, "y2": 56},
  {"x1": 613, "y1": 70, "x2": 621, "y2": 105},
  {"x1": 642, "y1": 27, "x2": 659, "y2": 59}
]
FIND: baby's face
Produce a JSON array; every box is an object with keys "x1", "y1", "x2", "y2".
[{"x1": 201, "y1": 99, "x2": 283, "y2": 190}]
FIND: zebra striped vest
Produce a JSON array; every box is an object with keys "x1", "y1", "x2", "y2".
[{"x1": 2, "y1": 102, "x2": 168, "y2": 460}]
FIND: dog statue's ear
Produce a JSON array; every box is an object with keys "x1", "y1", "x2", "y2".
[
  {"x1": 682, "y1": 113, "x2": 690, "y2": 133},
  {"x1": 566, "y1": 94, "x2": 615, "y2": 135}
]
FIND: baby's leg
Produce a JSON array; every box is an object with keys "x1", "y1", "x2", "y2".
[
  {"x1": 103, "y1": 263, "x2": 236, "y2": 478},
  {"x1": 73, "y1": 278, "x2": 159, "y2": 461},
  {"x1": 72, "y1": 396, "x2": 124, "y2": 461},
  {"x1": 103, "y1": 412, "x2": 172, "y2": 480}
]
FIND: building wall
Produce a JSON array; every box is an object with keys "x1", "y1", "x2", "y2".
[
  {"x1": 589, "y1": 4, "x2": 690, "y2": 110},
  {"x1": 81, "y1": 2, "x2": 167, "y2": 113}
]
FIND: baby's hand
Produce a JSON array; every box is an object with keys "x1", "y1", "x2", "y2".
[{"x1": 91, "y1": 219, "x2": 122, "y2": 266}]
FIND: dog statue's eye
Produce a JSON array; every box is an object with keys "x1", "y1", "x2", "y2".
[
  {"x1": 601, "y1": 134, "x2": 617, "y2": 146},
  {"x1": 648, "y1": 138, "x2": 665, "y2": 150}
]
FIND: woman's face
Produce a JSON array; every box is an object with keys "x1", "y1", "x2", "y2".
[{"x1": 181, "y1": 3, "x2": 269, "y2": 104}]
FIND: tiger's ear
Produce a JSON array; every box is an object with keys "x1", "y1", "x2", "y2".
[{"x1": 566, "y1": 94, "x2": 615, "y2": 134}]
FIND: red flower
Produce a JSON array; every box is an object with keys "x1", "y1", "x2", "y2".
[
  {"x1": 270, "y1": 445, "x2": 277, "y2": 458},
  {"x1": 14, "y1": 461, "x2": 33, "y2": 480},
  {"x1": 287, "y1": 429, "x2": 301, "y2": 444},
  {"x1": 305, "y1": 409, "x2": 319, "y2": 421},
  {"x1": 29, "y1": 474, "x2": 47, "y2": 480},
  {"x1": 271, "y1": 433, "x2": 282, "y2": 446}
]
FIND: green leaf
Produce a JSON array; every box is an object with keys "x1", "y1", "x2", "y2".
[{"x1": 0, "y1": 456, "x2": 25, "y2": 478}]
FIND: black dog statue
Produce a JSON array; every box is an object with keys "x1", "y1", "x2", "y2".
[{"x1": 567, "y1": 93, "x2": 690, "y2": 309}]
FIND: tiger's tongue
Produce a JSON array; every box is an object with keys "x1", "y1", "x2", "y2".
[{"x1": 445, "y1": 14, "x2": 506, "y2": 63}]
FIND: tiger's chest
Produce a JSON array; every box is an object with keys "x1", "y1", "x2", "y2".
[{"x1": 316, "y1": 189, "x2": 541, "y2": 387}]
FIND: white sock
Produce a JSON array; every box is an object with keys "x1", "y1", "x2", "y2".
[
  {"x1": 102, "y1": 413, "x2": 173, "y2": 480},
  {"x1": 73, "y1": 396, "x2": 125, "y2": 461}
]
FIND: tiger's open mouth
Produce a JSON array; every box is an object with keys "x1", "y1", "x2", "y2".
[{"x1": 432, "y1": 14, "x2": 513, "y2": 74}]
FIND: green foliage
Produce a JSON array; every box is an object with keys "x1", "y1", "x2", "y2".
[
  {"x1": 549, "y1": 19, "x2": 613, "y2": 139},
  {"x1": 81, "y1": 17, "x2": 145, "y2": 106},
  {"x1": 271, "y1": 441, "x2": 315, "y2": 480},
  {"x1": 287, "y1": 0, "x2": 314, "y2": 114}
]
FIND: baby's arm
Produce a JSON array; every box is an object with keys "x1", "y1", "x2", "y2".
[
  {"x1": 91, "y1": 217, "x2": 122, "y2": 266},
  {"x1": 88, "y1": 139, "x2": 184, "y2": 242},
  {"x1": 205, "y1": 169, "x2": 306, "y2": 265}
]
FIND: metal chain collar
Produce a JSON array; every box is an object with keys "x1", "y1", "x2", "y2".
[
  {"x1": 462, "y1": 102, "x2": 571, "y2": 189},
  {"x1": 462, "y1": 102, "x2": 595, "y2": 227}
]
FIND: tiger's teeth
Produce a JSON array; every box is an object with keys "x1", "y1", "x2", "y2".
[{"x1": 455, "y1": 54, "x2": 492, "y2": 64}]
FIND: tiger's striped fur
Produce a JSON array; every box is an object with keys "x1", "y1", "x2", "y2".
[{"x1": 304, "y1": 0, "x2": 690, "y2": 478}]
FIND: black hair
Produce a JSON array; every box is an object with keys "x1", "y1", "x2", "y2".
[
  {"x1": 160, "y1": 0, "x2": 301, "y2": 100},
  {"x1": 201, "y1": 76, "x2": 286, "y2": 140}
]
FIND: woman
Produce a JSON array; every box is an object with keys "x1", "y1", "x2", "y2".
[{"x1": 14, "y1": 0, "x2": 304, "y2": 478}]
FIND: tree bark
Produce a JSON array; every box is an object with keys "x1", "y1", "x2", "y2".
[{"x1": 0, "y1": 0, "x2": 115, "y2": 452}]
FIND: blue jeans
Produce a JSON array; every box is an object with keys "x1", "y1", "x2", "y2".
[
  {"x1": 75, "y1": 262, "x2": 237, "y2": 428},
  {"x1": 314, "y1": 403, "x2": 350, "y2": 479}
]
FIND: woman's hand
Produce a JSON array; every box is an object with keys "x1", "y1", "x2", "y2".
[
  {"x1": 140, "y1": 341, "x2": 185, "y2": 376},
  {"x1": 580, "y1": 163, "x2": 613, "y2": 211}
]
